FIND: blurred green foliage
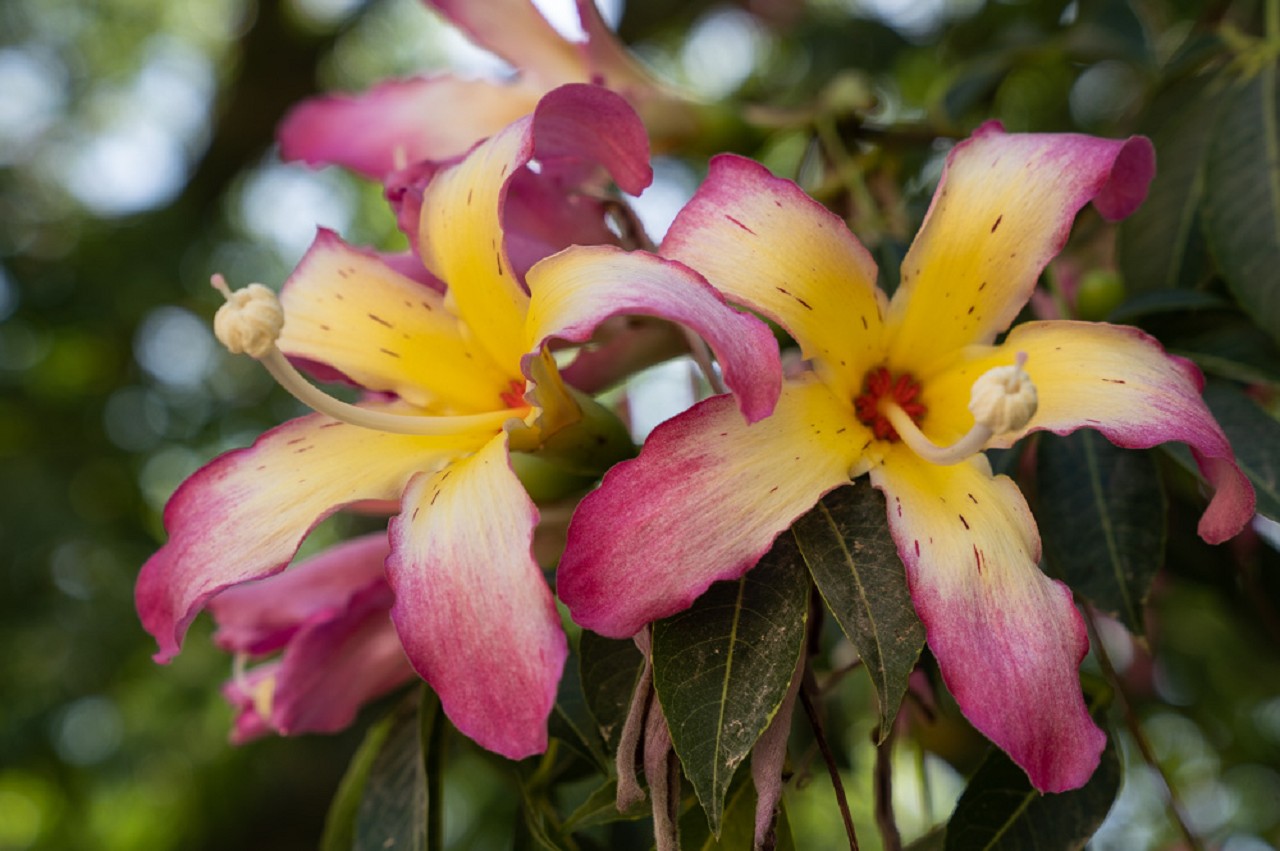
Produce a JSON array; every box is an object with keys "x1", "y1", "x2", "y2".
[{"x1": 2, "y1": 0, "x2": 1278, "y2": 849}]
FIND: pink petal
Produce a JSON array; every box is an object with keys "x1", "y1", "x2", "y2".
[
  {"x1": 558, "y1": 379, "x2": 867, "y2": 638},
  {"x1": 136, "y1": 415, "x2": 473, "y2": 663},
  {"x1": 570, "y1": 1, "x2": 701, "y2": 153},
  {"x1": 267, "y1": 581, "x2": 415, "y2": 736},
  {"x1": 424, "y1": 0, "x2": 585, "y2": 86},
  {"x1": 209, "y1": 533, "x2": 391, "y2": 655},
  {"x1": 574, "y1": 0, "x2": 661, "y2": 91},
  {"x1": 278, "y1": 75, "x2": 543, "y2": 178},
  {"x1": 529, "y1": 84, "x2": 652, "y2": 197},
  {"x1": 220, "y1": 579, "x2": 416, "y2": 742},
  {"x1": 872, "y1": 451, "x2": 1105, "y2": 793},
  {"x1": 501, "y1": 168, "x2": 622, "y2": 280},
  {"x1": 525, "y1": 245, "x2": 782, "y2": 423},
  {"x1": 386, "y1": 434, "x2": 567, "y2": 759}
]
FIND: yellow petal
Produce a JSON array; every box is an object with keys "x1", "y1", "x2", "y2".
[
  {"x1": 277, "y1": 230, "x2": 514, "y2": 413},
  {"x1": 884, "y1": 127, "x2": 1154, "y2": 375},
  {"x1": 419, "y1": 118, "x2": 534, "y2": 371},
  {"x1": 662, "y1": 154, "x2": 887, "y2": 402}
]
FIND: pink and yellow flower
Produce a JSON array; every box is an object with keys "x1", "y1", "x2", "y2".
[
  {"x1": 557, "y1": 123, "x2": 1256, "y2": 791},
  {"x1": 136, "y1": 86, "x2": 781, "y2": 759},
  {"x1": 210, "y1": 534, "x2": 415, "y2": 743},
  {"x1": 279, "y1": 0, "x2": 696, "y2": 179}
]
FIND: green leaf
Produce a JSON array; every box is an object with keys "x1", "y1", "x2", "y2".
[
  {"x1": 1106, "y1": 288, "x2": 1231, "y2": 323},
  {"x1": 347, "y1": 687, "x2": 444, "y2": 851},
  {"x1": 1117, "y1": 74, "x2": 1223, "y2": 294},
  {"x1": 1122, "y1": 304, "x2": 1280, "y2": 385},
  {"x1": 1202, "y1": 66, "x2": 1280, "y2": 344},
  {"x1": 579, "y1": 629, "x2": 645, "y2": 752},
  {"x1": 549, "y1": 639, "x2": 609, "y2": 771},
  {"x1": 943, "y1": 730, "x2": 1121, "y2": 851},
  {"x1": 1036, "y1": 431, "x2": 1166, "y2": 635},
  {"x1": 516, "y1": 779, "x2": 572, "y2": 851},
  {"x1": 560, "y1": 778, "x2": 648, "y2": 832},
  {"x1": 791, "y1": 484, "x2": 926, "y2": 741},
  {"x1": 1202, "y1": 381, "x2": 1280, "y2": 520},
  {"x1": 905, "y1": 827, "x2": 947, "y2": 851},
  {"x1": 320, "y1": 699, "x2": 403, "y2": 851},
  {"x1": 651, "y1": 534, "x2": 810, "y2": 835}
]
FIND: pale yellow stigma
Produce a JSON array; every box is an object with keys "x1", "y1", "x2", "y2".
[
  {"x1": 881, "y1": 352, "x2": 1038, "y2": 467},
  {"x1": 209, "y1": 274, "x2": 520, "y2": 437},
  {"x1": 968, "y1": 351, "x2": 1038, "y2": 434},
  {"x1": 212, "y1": 276, "x2": 283, "y2": 357}
]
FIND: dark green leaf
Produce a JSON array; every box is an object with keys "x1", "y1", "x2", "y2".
[
  {"x1": 792, "y1": 484, "x2": 926, "y2": 740},
  {"x1": 1202, "y1": 67, "x2": 1280, "y2": 344},
  {"x1": 351, "y1": 688, "x2": 443, "y2": 851},
  {"x1": 905, "y1": 827, "x2": 947, "y2": 851},
  {"x1": 560, "y1": 778, "x2": 648, "y2": 832},
  {"x1": 941, "y1": 54, "x2": 1011, "y2": 124},
  {"x1": 579, "y1": 630, "x2": 646, "y2": 752},
  {"x1": 1108, "y1": 290, "x2": 1280, "y2": 384},
  {"x1": 1119, "y1": 303, "x2": 1280, "y2": 385},
  {"x1": 1106, "y1": 289, "x2": 1231, "y2": 323},
  {"x1": 943, "y1": 730, "x2": 1121, "y2": 851},
  {"x1": 1117, "y1": 74, "x2": 1222, "y2": 294},
  {"x1": 550, "y1": 639, "x2": 609, "y2": 771},
  {"x1": 651, "y1": 535, "x2": 810, "y2": 835},
  {"x1": 1067, "y1": 0, "x2": 1150, "y2": 64},
  {"x1": 1036, "y1": 432, "x2": 1166, "y2": 635},
  {"x1": 1202, "y1": 381, "x2": 1280, "y2": 520},
  {"x1": 320, "y1": 699, "x2": 404, "y2": 851},
  {"x1": 516, "y1": 779, "x2": 572, "y2": 851}
]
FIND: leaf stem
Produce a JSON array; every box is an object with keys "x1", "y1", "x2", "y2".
[
  {"x1": 873, "y1": 726, "x2": 902, "y2": 851},
  {"x1": 1083, "y1": 608, "x2": 1205, "y2": 851},
  {"x1": 799, "y1": 677, "x2": 860, "y2": 851},
  {"x1": 814, "y1": 116, "x2": 883, "y2": 239}
]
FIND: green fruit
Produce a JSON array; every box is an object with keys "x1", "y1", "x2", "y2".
[{"x1": 1075, "y1": 269, "x2": 1126, "y2": 320}]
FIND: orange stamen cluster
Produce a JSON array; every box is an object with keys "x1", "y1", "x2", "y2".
[
  {"x1": 854, "y1": 367, "x2": 926, "y2": 441},
  {"x1": 500, "y1": 379, "x2": 528, "y2": 409}
]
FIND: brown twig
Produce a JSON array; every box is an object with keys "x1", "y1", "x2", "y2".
[
  {"x1": 1084, "y1": 607, "x2": 1206, "y2": 851},
  {"x1": 873, "y1": 726, "x2": 902, "y2": 851},
  {"x1": 798, "y1": 680, "x2": 860, "y2": 851}
]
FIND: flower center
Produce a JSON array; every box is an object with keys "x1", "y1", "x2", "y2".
[
  {"x1": 859, "y1": 353, "x2": 1040, "y2": 467},
  {"x1": 500, "y1": 380, "x2": 528, "y2": 409},
  {"x1": 854, "y1": 367, "x2": 926, "y2": 441}
]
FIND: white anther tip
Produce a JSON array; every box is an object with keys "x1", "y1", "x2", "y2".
[
  {"x1": 212, "y1": 279, "x2": 284, "y2": 358},
  {"x1": 969, "y1": 354, "x2": 1037, "y2": 434}
]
